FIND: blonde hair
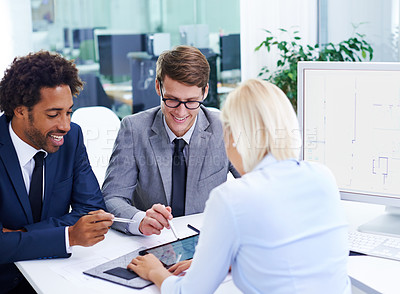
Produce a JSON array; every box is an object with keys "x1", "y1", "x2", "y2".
[{"x1": 221, "y1": 79, "x2": 301, "y2": 172}]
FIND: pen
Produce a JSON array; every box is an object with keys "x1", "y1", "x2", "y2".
[
  {"x1": 80, "y1": 213, "x2": 137, "y2": 224},
  {"x1": 187, "y1": 224, "x2": 200, "y2": 234},
  {"x1": 168, "y1": 219, "x2": 179, "y2": 240},
  {"x1": 112, "y1": 217, "x2": 137, "y2": 224}
]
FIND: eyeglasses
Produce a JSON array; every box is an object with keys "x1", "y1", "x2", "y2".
[{"x1": 159, "y1": 82, "x2": 204, "y2": 110}]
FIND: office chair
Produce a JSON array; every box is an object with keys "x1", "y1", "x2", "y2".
[{"x1": 71, "y1": 106, "x2": 121, "y2": 186}]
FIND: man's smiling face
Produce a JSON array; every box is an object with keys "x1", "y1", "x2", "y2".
[
  {"x1": 158, "y1": 75, "x2": 208, "y2": 137},
  {"x1": 13, "y1": 85, "x2": 73, "y2": 153}
]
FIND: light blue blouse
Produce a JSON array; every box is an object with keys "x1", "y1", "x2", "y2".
[{"x1": 162, "y1": 154, "x2": 351, "y2": 294}]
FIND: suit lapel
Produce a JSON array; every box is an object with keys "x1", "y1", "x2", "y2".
[
  {"x1": 149, "y1": 110, "x2": 172, "y2": 202},
  {"x1": 0, "y1": 116, "x2": 33, "y2": 222},
  {"x1": 186, "y1": 109, "x2": 211, "y2": 198}
]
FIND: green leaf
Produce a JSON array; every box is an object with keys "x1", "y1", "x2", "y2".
[
  {"x1": 362, "y1": 50, "x2": 366, "y2": 59},
  {"x1": 254, "y1": 27, "x2": 374, "y2": 113},
  {"x1": 254, "y1": 43, "x2": 264, "y2": 51}
]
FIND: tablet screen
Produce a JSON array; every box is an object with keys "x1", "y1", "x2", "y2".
[{"x1": 139, "y1": 234, "x2": 199, "y2": 268}]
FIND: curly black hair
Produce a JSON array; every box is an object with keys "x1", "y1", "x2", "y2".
[{"x1": 0, "y1": 50, "x2": 83, "y2": 120}]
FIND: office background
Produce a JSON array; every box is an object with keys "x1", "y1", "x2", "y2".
[
  {"x1": 2, "y1": 1, "x2": 400, "y2": 293},
  {"x1": 1, "y1": 0, "x2": 399, "y2": 117}
]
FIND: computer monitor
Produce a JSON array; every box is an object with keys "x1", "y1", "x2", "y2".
[
  {"x1": 63, "y1": 28, "x2": 70, "y2": 48},
  {"x1": 95, "y1": 30, "x2": 146, "y2": 81},
  {"x1": 220, "y1": 33, "x2": 241, "y2": 71},
  {"x1": 72, "y1": 28, "x2": 94, "y2": 49},
  {"x1": 298, "y1": 61, "x2": 400, "y2": 237}
]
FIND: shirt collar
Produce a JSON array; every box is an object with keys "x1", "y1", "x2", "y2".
[
  {"x1": 9, "y1": 121, "x2": 48, "y2": 167},
  {"x1": 163, "y1": 115, "x2": 197, "y2": 145},
  {"x1": 253, "y1": 153, "x2": 300, "y2": 171}
]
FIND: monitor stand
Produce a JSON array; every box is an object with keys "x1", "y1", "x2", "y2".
[{"x1": 358, "y1": 206, "x2": 400, "y2": 237}]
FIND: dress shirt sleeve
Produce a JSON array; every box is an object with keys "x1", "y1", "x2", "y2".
[
  {"x1": 127, "y1": 211, "x2": 146, "y2": 235},
  {"x1": 65, "y1": 227, "x2": 72, "y2": 254},
  {"x1": 161, "y1": 186, "x2": 239, "y2": 293}
]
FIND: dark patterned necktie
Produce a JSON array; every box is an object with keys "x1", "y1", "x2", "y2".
[
  {"x1": 171, "y1": 139, "x2": 187, "y2": 217},
  {"x1": 29, "y1": 151, "x2": 45, "y2": 223}
]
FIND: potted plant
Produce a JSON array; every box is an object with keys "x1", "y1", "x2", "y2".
[{"x1": 255, "y1": 28, "x2": 374, "y2": 111}]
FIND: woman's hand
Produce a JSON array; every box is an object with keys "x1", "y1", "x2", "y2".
[
  {"x1": 168, "y1": 260, "x2": 192, "y2": 276},
  {"x1": 128, "y1": 254, "x2": 172, "y2": 288}
]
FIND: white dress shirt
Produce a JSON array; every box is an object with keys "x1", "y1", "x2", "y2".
[
  {"x1": 9, "y1": 122, "x2": 71, "y2": 252},
  {"x1": 161, "y1": 154, "x2": 351, "y2": 294},
  {"x1": 127, "y1": 116, "x2": 197, "y2": 235}
]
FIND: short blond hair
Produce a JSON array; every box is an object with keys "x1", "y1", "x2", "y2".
[{"x1": 221, "y1": 79, "x2": 301, "y2": 172}]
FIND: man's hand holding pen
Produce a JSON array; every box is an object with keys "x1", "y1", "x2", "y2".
[
  {"x1": 139, "y1": 204, "x2": 173, "y2": 236},
  {"x1": 68, "y1": 210, "x2": 113, "y2": 247}
]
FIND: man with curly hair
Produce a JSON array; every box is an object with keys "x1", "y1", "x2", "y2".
[{"x1": 0, "y1": 51, "x2": 113, "y2": 294}]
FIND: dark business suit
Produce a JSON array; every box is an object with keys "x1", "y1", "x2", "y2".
[{"x1": 0, "y1": 115, "x2": 106, "y2": 293}]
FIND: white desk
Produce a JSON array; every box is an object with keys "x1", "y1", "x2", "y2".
[
  {"x1": 16, "y1": 201, "x2": 400, "y2": 294},
  {"x1": 343, "y1": 201, "x2": 400, "y2": 294},
  {"x1": 15, "y1": 214, "x2": 241, "y2": 294}
]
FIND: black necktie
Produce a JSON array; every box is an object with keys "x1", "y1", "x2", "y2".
[
  {"x1": 171, "y1": 138, "x2": 187, "y2": 217},
  {"x1": 29, "y1": 151, "x2": 45, "y2": 223}
]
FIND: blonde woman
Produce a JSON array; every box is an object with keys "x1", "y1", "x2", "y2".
[{"x1": 128, "y1": 79, "x2": 351, "y2": 294}]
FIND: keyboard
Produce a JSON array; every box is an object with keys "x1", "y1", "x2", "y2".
[{"x1": 348, "y1": 230, "x2": 400, "y2": 261}]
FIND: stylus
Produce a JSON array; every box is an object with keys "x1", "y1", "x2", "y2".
[
  {"x1": 80, "y1": 213, "x2": 137, "y2": 224},
  {"x1": 168, "y1": 219, "x2": 179, "y2": 240},
  {"x1": 112, "y1": 217, "x2": 137, "y2": 224},
  {"x1": 187, "y1": 224, "x2": 200, "y2": 234}
]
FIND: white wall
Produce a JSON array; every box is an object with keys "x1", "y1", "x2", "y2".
[
  {"x1": 240, "y1": 0, "x2": 318, "y2": 81},
  {"x1": 325, "y1": 0, "x2": 396, "y2": 61},
  {"x1": 0, "y1": 0, "x2": 33, "y2": 80}
]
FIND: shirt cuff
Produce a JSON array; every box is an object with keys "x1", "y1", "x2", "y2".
[
  {"x1": 127, "y1": 211, "x2": 146, "y2": 235},
  {"x1": 65, "y1": 227, "x2": 72, "y2": 254},
  {"x1": 161, "y1": 275, "x2": 180, "y2": 292}
]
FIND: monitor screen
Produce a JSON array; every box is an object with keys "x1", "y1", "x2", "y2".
[
  {"x1": 95, "y1": 30, "x2": 146, "y2": 79},
  {"x1": 72, "y1": 28, "x2": 95, "y2": 49},
  {"x1": 64, "y1": 28, "x2": 70, "y2": 48},
  {"x1": 298, "y1": 61, "x2": 400, "y2": 235},
  {"x1": 220, "y1": 34, "x2": 241, "y2": 71}
]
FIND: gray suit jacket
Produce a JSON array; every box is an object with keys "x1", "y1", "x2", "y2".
[{"x1": 102, "y1": 106, "x2": 238, "y2": 233}]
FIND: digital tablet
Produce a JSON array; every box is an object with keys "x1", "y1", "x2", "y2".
[{"x1": 139, "y1": 234, "x2": 199, "y2": 268}]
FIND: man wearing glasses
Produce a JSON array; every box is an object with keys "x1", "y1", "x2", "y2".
[{"x1": 103, "y1": 45, "x2": 238, "y2": 236}]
